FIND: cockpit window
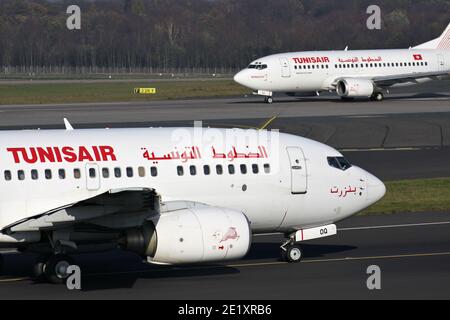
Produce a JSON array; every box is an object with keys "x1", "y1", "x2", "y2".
[
  {"x1": 248, "y1": 64, "x2": 267, "y2": 70},
  {"x1": 328, "y1": 157, "x2": 352, "y2": 171}
]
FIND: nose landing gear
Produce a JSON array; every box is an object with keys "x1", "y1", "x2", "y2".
[
  {"x1": 264, "y1": 96, "x2": 274, "y2": 104},
  {"x1": 280, "y1": 237, "x2": 303, "y2": 263}
]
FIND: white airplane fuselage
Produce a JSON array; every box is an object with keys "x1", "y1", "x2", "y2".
[
  {"x1": 234, "y1": 49, "x2": 450, "y2": 94},
  {"x1": 0, "y1": 128, "x2": 385, "y2": 236}
]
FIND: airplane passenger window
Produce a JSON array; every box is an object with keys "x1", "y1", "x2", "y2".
[
  {"x1": 74, "y1": 168, "x2": 81, "y2": 179},
  {"x1": 177, "y1": 166, "x2": 184, "y2": 176},
  {"x1": 89, "y1": 168, "x2": 96, "y2": 178},
  {"x1": 58, "y1": 169, "x2": 66, "y2": 179},
  {"x1": 204, "y1": 165, "x2": 210, "y2": 175},
  {"x1": 45, "y1": 169, "x2": 52, "y2": 180},
  {"x1": 252, "y1": 164, "x2": 259, "y2": 174},
  {"x1": 216, "y1": 165, "x2": 223, "y2": 175},
  {"x1": 150, "y1": 167, "x2": 158, "y2": 177},
  {"x1": 190, "y1": 166, "x2": 197, "y2": 176},
  {"x1": 31, "y1": 169, "x2": 38, "y2": 180},
  {"x1": 228, "y1": 164, "x2": 235, "y2": 175},
  {"x1": 114, "y1": 167, "x2": 121, "y2": 178},
  {"x1": 240, "y1": 164, "x2": 247, "y2": 174},
  {"x1": 18, "y1": 170, "x2": 25, "y2": 181},
  {"x1": 126, "y1": 167, "x2": 133, "y2": 178},
  {"x1": 264, "y1": 164, "x2": 271, "y2": 174},
  {"x1": 102, "y1": 168, "x2": 110, "y2": 178},
  {"x1": 138, "y1": 167, "x2": 145, "y2": 177},
  {"x1": 4, "y1": 170, "x2": 11, "y2": 181}
]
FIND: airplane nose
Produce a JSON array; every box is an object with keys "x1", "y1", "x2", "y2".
[
  {"x1": 233, "y1": 71, "x2": 246, "y2": 86},
  {"x1": 366, "y1": 173, "x2": 386, "y2": 205}
]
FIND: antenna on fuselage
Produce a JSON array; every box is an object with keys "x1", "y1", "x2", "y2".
[
  {"x1": 344, "y1": 46, "x2": 349, "y2": 51},
  {"x1": 64, "y1": 118, "x2": 74, "y2": 131}
]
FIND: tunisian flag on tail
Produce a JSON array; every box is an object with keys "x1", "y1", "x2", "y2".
[{"x1": 413, "y1": 54, "x2": 423, "y2": 61}]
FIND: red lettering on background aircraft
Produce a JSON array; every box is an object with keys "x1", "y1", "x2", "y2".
[
  {"x1": 292, "y1": 57, "x2": 330, "y2": 64},
  {"x1": 6, "y1": 146, "x2": 117, "y2": 164}
]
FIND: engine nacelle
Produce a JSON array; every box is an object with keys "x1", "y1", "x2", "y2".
[
  {"x1": 124, "y1": 206, "x2": 252, "y2": 265},
  {"x1": 336, "y1": 78, "x2": 375, "y2": 97}
]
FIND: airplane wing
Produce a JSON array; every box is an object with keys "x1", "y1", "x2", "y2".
[
  {"x1": 371, "y1": 71, "x2": 450, "y2": 87},
  {"x1": 5, "y1": 188, "x2": 160, "y2": 233},
  {"x1": 330, "y1": 71, "x2": 450, "y2": 88}
]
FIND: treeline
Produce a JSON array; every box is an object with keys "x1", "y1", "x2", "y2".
[{"x1": 0, "y1": 0, "x2": 450, "y2": 74}]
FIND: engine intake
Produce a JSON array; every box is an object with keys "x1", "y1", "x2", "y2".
[{"x1": 123, "y1": 206, "x2": 252, "y2": 265}]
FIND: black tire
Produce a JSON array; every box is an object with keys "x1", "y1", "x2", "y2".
[
  {"x1": 266, "y1": 97, "x2": 273, "y2": 104},
  {"x1": 0, "y1": 254, "x2": 4, "y2": 276},
  {"x1": 285, "y1": 244, "x2": 303, "y2": 263},
  {"x1": 44, "y1": 254, "x2": 74, "y2": 285},
  {"x1": 33, "y1": 256, "x2": 48, "y2": 281},
  {"x1": 371, "y1": 92, "x2": 384, "y2": 102},
  {"x1": 375, "y1": 92, "x2": 384, "y2": 101}
]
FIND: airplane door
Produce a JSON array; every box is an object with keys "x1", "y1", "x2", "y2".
[
  {"x1": 438, "y1": 54, "x2": 445, "y2": 72},
  {"x1": 286, "y1": 147, "x2": 307, "y2": 194},
  {"x1": 280, "y1": 57, "x2": 291, "y2": 78},
  {"x1": 86, "y1": 163, "x2": 100, "y2": 191}
]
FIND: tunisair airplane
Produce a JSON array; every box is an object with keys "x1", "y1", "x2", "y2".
[
  {"x1": 0, "y1": 123, "x2": 385, "y2": 283},
  {"x1": 234, "y1": 22, "x2": 450, "y2": 103}
]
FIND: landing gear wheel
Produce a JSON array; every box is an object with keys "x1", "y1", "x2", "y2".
[
  {"x1": 284, "y1": 244, "x2": 303, "y2": 263},
  {"x1": 43, "y1": 254, "x2": 74, "y2": 284},
  {"x1": 33, "y1": 256, "x2": 48, "y2": 281},
  {"x1": 265, "y1": 97, "x2": 273, "y2": 104},
  {"x1": 371, "y1": 92, "x2": 384, "y2": 101},
  {"x1": 0, "y1": 254, "x2": 4, "y2": 276}
]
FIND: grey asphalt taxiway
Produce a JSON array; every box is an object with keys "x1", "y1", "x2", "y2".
[
  {"x1": 1, "y1": 83, "x2": 450, "y2": 299},
  {"x1": 1, "y1": 212, "x2": 449, "y2": 299}
]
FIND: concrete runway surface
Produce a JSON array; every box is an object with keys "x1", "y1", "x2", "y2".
[{"x1": 0, "y1": 83, "x2": 450, "y2": 299}]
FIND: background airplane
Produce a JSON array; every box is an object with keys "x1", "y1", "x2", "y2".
[
  {"x1": 234, "y1": 22, "x2": 450, "y2": 103},
  {"x1": 0, "y1": 125, "x2": 385, "y2": 283}
]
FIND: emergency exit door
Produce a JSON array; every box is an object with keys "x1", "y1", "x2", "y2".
[
  {"x1": 438, "y1": 54, "x2": 445, "y2": 72},
  {"x1": 280, "y1": 57, "x2": 291, "y2": 78},
  {"x1": 86, "y1": 163, "x2": 100, "y2": 191},
  {"x1": 286, "y1": 147, "x2": 308, "y2": 194}
]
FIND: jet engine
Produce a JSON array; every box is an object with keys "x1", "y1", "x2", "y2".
[
  {"x1": 336, "y1": 78, "x2": 375, "y2": 98},
  {"x1": 123, "y1": 206, "x2": 252, "y2": 265}
]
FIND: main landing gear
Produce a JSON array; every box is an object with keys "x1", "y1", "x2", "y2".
[
  {"x1": 33, "y1": 254, "x2": 75, "y2": 284},
  {"x1": 0, "y1": 254, "x2": 4, "y2": 276},
  {"x1": 370, "y1": 92, "x2": 384, "y2": 102}
]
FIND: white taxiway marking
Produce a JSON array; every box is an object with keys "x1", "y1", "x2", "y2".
[
  {"x1": 255, "y1": 220, "x2": 450, "y2": 237},
  {"x1": 339, "y1": 221, "x2": 450, "y2": 231}
]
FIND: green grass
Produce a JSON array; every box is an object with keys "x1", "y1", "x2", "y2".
[
  {"x1": 0, "y1": 80, "x2": 248, "y2": 105},
  {"x1": 360, "y1": 178, "x2": 450, "y2": 215}
]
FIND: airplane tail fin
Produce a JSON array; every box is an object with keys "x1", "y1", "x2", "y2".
[{"x1": 414, "y1": 22, "x2": 450, "y2": 50}]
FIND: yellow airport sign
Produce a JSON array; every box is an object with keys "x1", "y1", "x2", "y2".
[{"x1": 134, "y1": 88, "x2": 157, "y2": 94}]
